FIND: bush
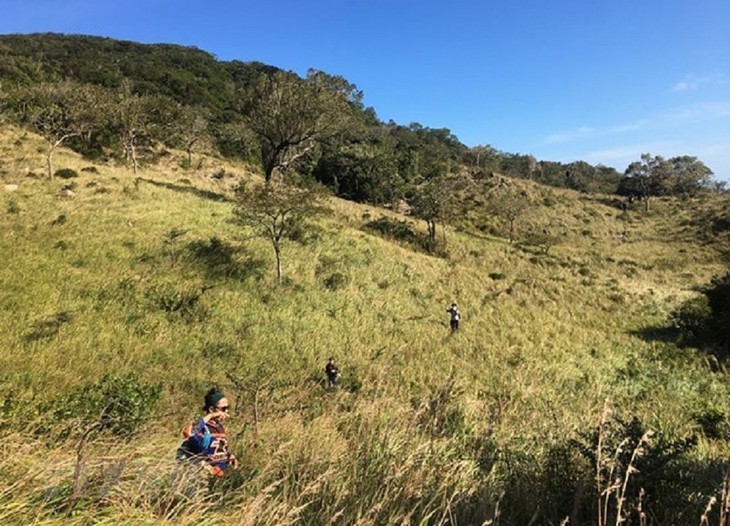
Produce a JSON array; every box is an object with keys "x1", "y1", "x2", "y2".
[
  {"x1": 147, "y1": 282, "x2": 207, "y2": 322},
  {"x1": 364, "y1": 217, "x2": 418, "y2": 244},
  {"x1": 48, "y1": 372, "x2": 161, "y2": 439},
  {"x1": 80, "y1": 166, "x2": 99, "y2": 174},
  {"x1": 55, "y1": 168, "x2": 79, "y2": 179},
  {"x1": 670, "y1": 295, "x2": 711, "y2": 342},
  {"x1": 670, "y1": 273, "x2": 730, "y2": 356},
  {"x1": 322, "y1": 271, "x2": 349, "y2": 291}
]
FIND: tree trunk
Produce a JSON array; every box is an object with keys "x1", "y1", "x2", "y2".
[
  {"x1": 253, "y1": 387, "x2": 260, "y2": 441},
  {"x1": 46, "y1": 146, "x2": 54, "y2": 180},
  {"x1": 427, "y1": 219, "x2": 436, "y2": 242},
  {"x1": 274, "y1": 242, "x2": 283, "y2": 284}
]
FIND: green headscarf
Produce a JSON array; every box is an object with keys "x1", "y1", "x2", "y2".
[{"x1": 204, "y1": 387, "x2": 225, "y2": 411}]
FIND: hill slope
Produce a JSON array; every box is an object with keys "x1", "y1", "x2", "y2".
[{"x1": 0, "y1": 127, "x2": 728, "y2": 525}]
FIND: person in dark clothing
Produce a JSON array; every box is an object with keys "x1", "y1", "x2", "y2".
[
  {"x1": 325, "y1": 356, "x2": 340, "y2": 388},
  {"x1": 177, "y1": 387, "x2": 238, "y2": 477},
  {"x1": 446, "y1": 302, "x2": 461, "y2": 332}
]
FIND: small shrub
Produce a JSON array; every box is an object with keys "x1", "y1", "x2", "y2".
[
  {"x1": 55, "y1": 168, "x2": 79, "y2": 179},
  {"x1": 51, "y1": 214, "x2": 67, "y2": 226},
  {"x1": 364, "y1": 217, "x2": 418, "y2": 244},
  {"x1": 147, "y1": 282, "x2": 207, "y2": 321},
  {"x1": 489, "y1": 272, "x2": 506, "y2": 281},
  {"x1": 669, "y1": 296, "x2": 711, "y2": 342},
  {"x1": 81, "y1": 166, "x2": 99, "y2": 174},
  {"x1": 48, "y1": 372, "x2": 161, "y2": 439},
  {"x1": 542, "y1": 195, "x2": 558, "y2": 207},
  {"x1": 692, "y1": 408, "x2": 729, "y2": 440},
  {"x1": 202, "y1": 341, "x2": 236, "y2": 360},
  {"x1": 322, "y1": 271, "x2": 349, "y2": 291},
  {"x1": 7, "y1": 200, "x2": 20, "y2": 214}
]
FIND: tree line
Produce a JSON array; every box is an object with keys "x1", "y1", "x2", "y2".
[{"x1": 0, "y1": 33, "x2": 723, "y2": 207}]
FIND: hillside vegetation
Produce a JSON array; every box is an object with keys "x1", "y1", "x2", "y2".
[{"x1": 1, "y1": 123, "x2": 729, "y2": 525}]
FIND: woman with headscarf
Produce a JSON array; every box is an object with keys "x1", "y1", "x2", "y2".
[{"x1": 177, "y1": 387, "x2": 238, "y2": 477}]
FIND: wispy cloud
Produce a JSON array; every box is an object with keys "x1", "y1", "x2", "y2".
[
  {"x1": 664, "y1": 101, "x2": 730, "y2": 120},
  {"x1": 541, "y1": 101, "x2": 730, "y2": 146},
  {"x1": 541, "y1": 120, "x2": 648, "y2": 145},
  {"x1": 672, "y1": 73, "x2": 727, "y2": 92},
  {"x1": 543, "y1": 126, "x2": 594, "y2": 144},
  {"x1": 580, "y1": 141, "x2": 681, "y2": 164}
]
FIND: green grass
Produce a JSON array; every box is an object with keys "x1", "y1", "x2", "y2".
[{"x1": 1, "y1": 127, "x2": 728, "y2": 525}]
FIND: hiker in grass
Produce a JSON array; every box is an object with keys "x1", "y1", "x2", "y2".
[
  {"x1": 446, "y1": 302, "x2": 461, "y2": 332},
  {"x1": 325, "y1": 356, "x2": 340, "y2": 388},
  {"x1": 177, "y1": 387, "x2": 238, "y2": 477}
]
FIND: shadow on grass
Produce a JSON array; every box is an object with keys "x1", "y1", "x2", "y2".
[
  {"x1": 138, "y1": 178, "x2": 233, "y2": 203},
  {"x1": 628, "y1": 325, "x2": 680, "y2": 344},
  {"x1": 187, "y1": 237, "x2": 267, "y2": 281},
  {"x1": 25, "y1": 311, "x2": 73, "y2": 342}
]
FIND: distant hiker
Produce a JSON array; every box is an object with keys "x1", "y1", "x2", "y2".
[
  {"x1": 446, "y1": 302, "x2": 461, "y2": 332},
  {"x1": 325, "y1": 356, "x2": 340, "y2": 388},
  {"x1": 177, "y1": 387, "x2": 238, "y2": 477}
]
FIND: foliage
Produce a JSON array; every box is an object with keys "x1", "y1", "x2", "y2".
[
  {"x1": 0, "y1": 33, "x2": 651, "y2": 195},
  {"x1": 54, "y1": 167, "x2": 78, "y2": 179},
  {"x1": 571, "y1": 414, "x2": 699, "y2": 525},
  {"x1": 47, "y1": 372, "x2": 161, "y2": 439},
  {"x1": 237, "y1": 69, "x2": 360, "y2": 183},
  {"x1": 619, "y1": 153, "x2": 715, "y2": 211},
  {"x1": 671, "y1": 273, "x2": 730, "y2": 357},
  {"x1": 233, "y1": 178, "x2": 328, "y2": 282},
  {"x1": 485, "y1": 184, "x2": 532, "y2": 244}
]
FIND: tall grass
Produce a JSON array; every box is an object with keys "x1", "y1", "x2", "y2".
[{"x1": 1, "y1": 127, "x2": 729, "y2": 524}]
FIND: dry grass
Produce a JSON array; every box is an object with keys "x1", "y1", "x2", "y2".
[{"x1": 1, "y1": 126, "x2": 729, "y2": 524}]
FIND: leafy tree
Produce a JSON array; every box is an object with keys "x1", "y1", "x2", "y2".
[
  {"x1": 464, "y1": 144, "x2": 501, "y2": 177},
  {"x1": 408, "y1": 174, "x2": 467, "y2": 250},
  {"x1": 233, "y1": 178, "x2": 327, "y2": 283},
  {"x1": 238, "y1": 69, "x2": 358, "y2": 184},
  {"x1": 619, "y1": 153, "x2": 673, "y2": 212},
  {"x1": 168, "y1": 104, "x2": 212, "y2": 167},
  {"x1": 669, "y1": 155, "x2": 714, "y2": 196},
  {"x1": 110, "y1": 80, "x2": 164, "y2": 174},
  {"x1": 486, "y1": 184, "x2": 532, "y2": 244},
  {"x1": 9, "y1": 81, "x2": 104, "y2": 179},
  {"x1": 312, "y1": 127, "x2": 404, "y2": 204}
]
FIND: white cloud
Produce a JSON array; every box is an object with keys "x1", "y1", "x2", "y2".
[{"x1": 672, "y1": 73, "x2": 727, "y2": 92}]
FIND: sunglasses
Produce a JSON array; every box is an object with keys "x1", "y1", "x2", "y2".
[{"x1": 216, "y1": 406, "x2": 229, "y2": 412}]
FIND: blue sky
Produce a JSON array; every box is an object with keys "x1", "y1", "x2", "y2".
[{"x1": 1, "y1": 0, "x2": 729, "y2": 181}]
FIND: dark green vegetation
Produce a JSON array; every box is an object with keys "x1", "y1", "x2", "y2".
[
  {"x1": 1, "y1": 33, "x2": 723, "y2": 203},
  {"x1": 1, "y1": 33, "x2": 729, "y2": 525}
]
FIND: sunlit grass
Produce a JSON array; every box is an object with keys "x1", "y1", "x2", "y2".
[{"x1": 1, "y1": 126, "x2": 728, "y2": 524}]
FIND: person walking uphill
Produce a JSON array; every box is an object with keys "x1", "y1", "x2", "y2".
[
  {"x1": 325, "y1": 356, "x2": 340, "y2": 388},
  {"x1": 446, "y1": 302, "x2": 461, "y2": 332},
  {"x1": 177, "y1": 387, "x2": 238, "y2": 477}
]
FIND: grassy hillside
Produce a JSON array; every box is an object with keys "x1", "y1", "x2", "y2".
[{"x1": 1, "y1": 126, "x2": 728, "y2": 525}]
